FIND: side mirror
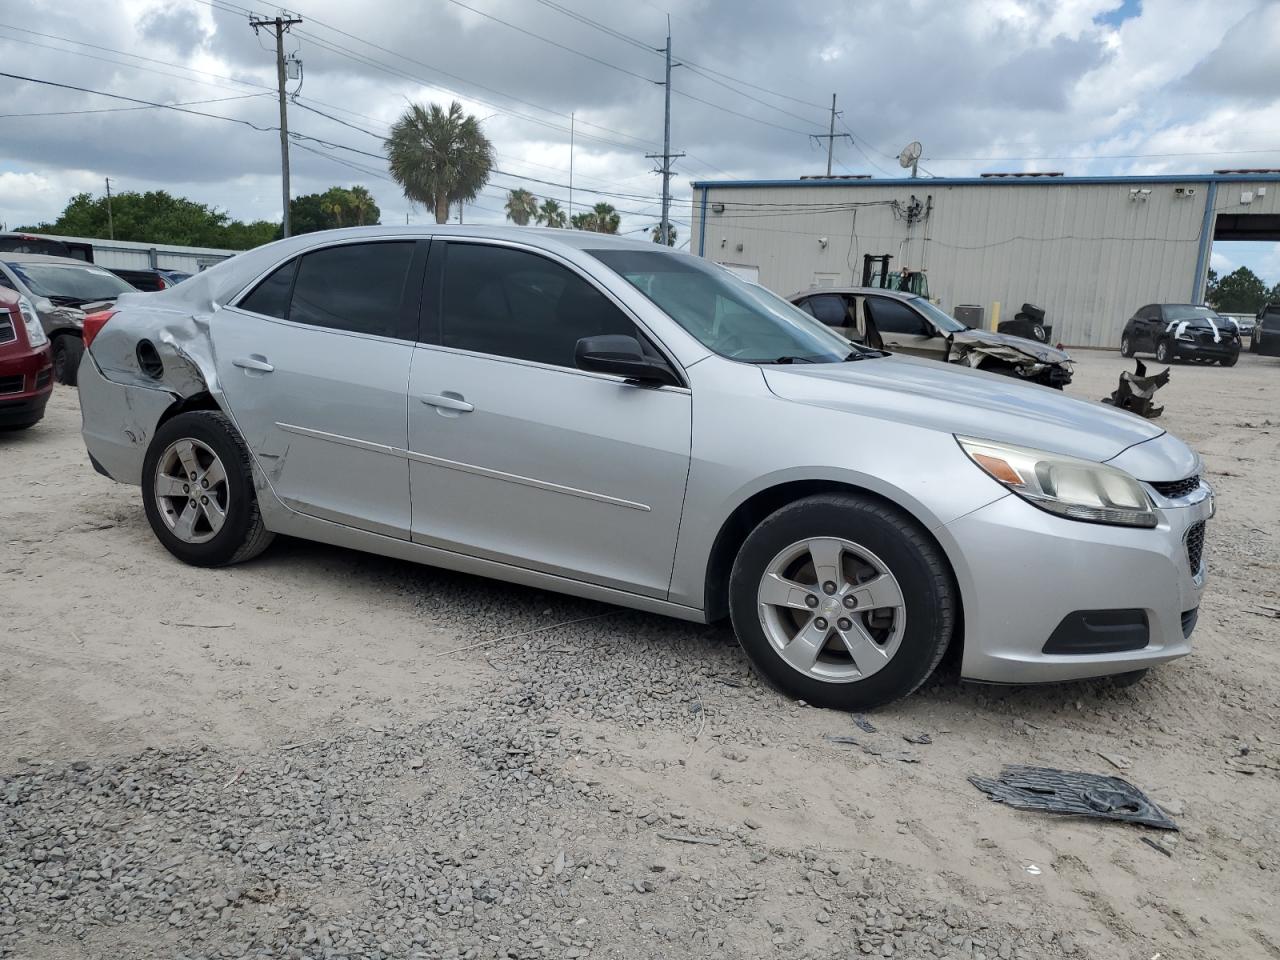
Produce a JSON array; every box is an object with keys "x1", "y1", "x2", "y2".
[{"x1": 574, "y1": 335, "x2": 679, "y2": 386}]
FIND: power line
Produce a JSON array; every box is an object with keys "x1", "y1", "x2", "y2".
[{"x1": 0, "y1": 91, "x2": 269, "y2": 119}]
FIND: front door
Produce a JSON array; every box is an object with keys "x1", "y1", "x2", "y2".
[
  {"x1": 214, "y1": 239, "x2": 426, "y2": 538},
  {"x1": 864, "y1": 295, "x2": 941, "y2": 357},
  {"x1": 407, "y1": 240, "x2": 692, "y2": 598}
]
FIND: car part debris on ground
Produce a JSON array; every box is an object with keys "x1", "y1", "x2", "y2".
[
  {"x1": 969, "y1": 765, "x2": 1178, "y2": 829},
  {"x1": 1102, "y1": 359, "x2": 1170, "y2": 418}
]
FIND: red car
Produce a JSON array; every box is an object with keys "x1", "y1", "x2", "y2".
[{"x1": 0, "y1": 289, "x2": 54, "y2": 430}]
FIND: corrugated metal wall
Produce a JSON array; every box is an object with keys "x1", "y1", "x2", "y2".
[{"x1": 691, "y1": 178, "x2": 1267, "y2": 347}]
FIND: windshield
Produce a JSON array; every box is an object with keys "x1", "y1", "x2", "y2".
[
  {"x1": 587, "y1": 249, "x2": 866, "y2": 363},
  {"x1": 4, "y1": 261, "x2": 136, "y2": 302},
  {"x1": 1164, "y1": 305, "x2": 1221, "y2": 323},
  {"x1": 911, "y1": 296, "x2": 969, "y2": 333}
]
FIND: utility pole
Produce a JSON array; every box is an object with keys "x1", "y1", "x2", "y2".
[
  {"x1": 104, "y1": 177, "x2": 114, "y2": 240},
  {"x1": 810, "y1": 94, "x2": 851, "y2": 177},
  {"x1": 568, "y1": 112, "x2": 575, "y2": 222},
  {"x1": 646, "y1": 22, "x2": 684, "y2": 246},
  {"x1": 250, "y1": 13, "x2": 302, "y2": 237}
]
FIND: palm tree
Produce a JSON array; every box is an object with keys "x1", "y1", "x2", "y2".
[
  {"x1": 348, "y1": 185, "x2": 377, "y2": 226},
  {"x1": 536, "y1": 198, "x2": 566, "y2": 228},
  {"x1": 385, "y1": 101, "x2": 494, "y2": 224},
  {"x1": 591, "y1": 202, "x2": 620, "y2": 234},
  {"x1": 504, "y1": 188, "x2": 539, "y2": 226},
  {"x1": 570, "y1": 211, "x2": 596, "y2": 231},
  {"x1": 651, "y1": 223, "x2": 677, "y2": 246}
]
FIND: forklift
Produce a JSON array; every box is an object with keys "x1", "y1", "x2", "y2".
[{"x1": 860, "y1": 254, "x2": 929, "y2": 298}]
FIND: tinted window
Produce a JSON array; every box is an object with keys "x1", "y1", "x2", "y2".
[
  {"x1": 1137, "y1": 305, "x2": 1159, "y2": 321},
  {"x1": 866, "y1": 297, "x2": 926, "y2": 335},
  {"x1": 289, "y1": 242, "x2": 414, "y2": 338},
  {"x1": 805, "y1": 294, "x2": 850, "y2": 327},
  {"x1": 440, "y1": 243, "x2": 636, "y2": 368},
  {"x1": 1163, "y1": 304, "x2": 1220, "y2": 323},
  {"x1": 239, "y1": 260, "x2": 296, "y2": 319}
]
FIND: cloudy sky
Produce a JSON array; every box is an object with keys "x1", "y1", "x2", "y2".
[{"x1": 2, "y1": 0, "x2": 1279, "y2": 279}]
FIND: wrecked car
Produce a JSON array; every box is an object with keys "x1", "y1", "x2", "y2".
[
  {"x1": 0, "y1": 253, "x2": 137, "y2": 386},
  {"x1": 1120, "y1": 303, "x2": 1240, "y2": 366},
  {"x1": 79, "y1": 226, "x2": 1210, "y2": 710},
  {"x1": 790, "y1": 287, "x2": 1073, "y2": 388}
]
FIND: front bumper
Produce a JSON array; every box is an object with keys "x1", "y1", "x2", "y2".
[
  {"x1": 1171, "y1": 340, "x2": 1240, "y2": 361},
  {"x1": 945, "y1": 486, "x2": 1212, "y2": 684},
  {"x1": 78, "y1": 352, "x2": 176, "y2": 484},
  {"x1": 0, "y1": 345, "x2": 53, "y2": 426}
]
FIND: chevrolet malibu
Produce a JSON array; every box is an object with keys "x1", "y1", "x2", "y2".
[{"x1": 78, "y1": 227, "x2": 1213, "y2": 709}]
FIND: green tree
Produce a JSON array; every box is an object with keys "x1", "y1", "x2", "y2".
[
  {"x1": 504, "y1": 188, "x2": 538, "y2": 226},
  {"x1": 287, "y1": 186, "x2": 382, "y2": 236},
  {"x1": 536, "y1": 198, "x2": 566, "y2": 228},
  {"x1": 385, "y1": 101, "x2": 494, "y2": 224},
  {"x1": 570, "y1": 211, "x2": 595, "y2": 231},
  {"x1": 590, "y1": 202, "x2": 620, "y2": 234},
  {"x1": 19, "y1": 190, "x2": 277, "y2": 250},
  {"x1": 651, "y1": 223, "x2": 677, "y2": 246},
  {"x1": 1208, "y1": 266, "x2": 1268, "y2": 313}
]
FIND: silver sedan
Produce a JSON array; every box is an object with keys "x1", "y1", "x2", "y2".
[{"x1": 78, "y1": 226, "x2": 1213, "y2": 709}]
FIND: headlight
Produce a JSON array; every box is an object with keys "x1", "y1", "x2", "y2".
[
  {"x1": 957, "y1": 437, "x2": 1157, "y2": 528},
  {"x1": 16, "y1": 296, "x2": 48, "y2": 348},
  {"x1": 1176, "y1": 332, "x2": 1194, "y2": 341}
]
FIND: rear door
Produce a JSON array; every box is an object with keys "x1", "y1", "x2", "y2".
[
  {"x1": 864, "y1": 295, "x2": 941, "y2": 357},
  {"x1": 214, "y1": 239, "x2": 427, "y2": 538},
  {"x1": 406, "y1": 239, "x2": 692, "y2": 598}
]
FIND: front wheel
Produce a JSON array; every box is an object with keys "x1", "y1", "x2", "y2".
[
  {"x1": 1120, "y1": 335, "x2": 1134, "y2": 358},
  {"x1": 728, "y1": 494, "x2": 956, "y2": 710},
  {"x1": 1220, "y1": 353, "x2": 1239, "y2": 367},
  {"x1": 52, "y1": 334, "x2": 84, "y2": 386},
  {"x1": 141, "y1": 410, "x2": 274, "y2": 567},
  {"x1": 1155, "y1": 339, "x2": 1174, "y2": 364}
]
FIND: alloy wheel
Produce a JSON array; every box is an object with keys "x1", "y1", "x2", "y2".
[
  {"x1": 153, "y1": 438, "x2": 230, "y2": 544},
  {"x1": 756, "y1": 537, "x2": 906, "y2": 683}
]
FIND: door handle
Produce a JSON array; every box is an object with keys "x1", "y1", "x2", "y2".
[
  {"x1": 232, "y1": 355, "x2": 274, "y2": 373},
  {"x1": 421, "y1": 393, "x2": 474, "y2": 413}
]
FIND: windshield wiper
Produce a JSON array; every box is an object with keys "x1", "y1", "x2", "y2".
[{"x1": 746, "y1": 355, "x2": 820, "y2": 365}]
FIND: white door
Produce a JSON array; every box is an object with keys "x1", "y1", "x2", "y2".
[
  {"x1": 214, "y1": 240, "x2": 424, "y2": 538},
  {"x1": 407, "y1": 241, "x2": 692, "y2": 598}
]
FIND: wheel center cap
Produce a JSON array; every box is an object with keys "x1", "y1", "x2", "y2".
[{"x1": 821, "y1": 597, "x2": 842, "y2": 618}]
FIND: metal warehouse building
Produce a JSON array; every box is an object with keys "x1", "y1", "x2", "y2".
[{"x1": 689, "y1": 172, "x2": 1280, "y2": 348}]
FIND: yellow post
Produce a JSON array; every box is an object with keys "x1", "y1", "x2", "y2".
[{"x1": 990, "y1": 301, "x2": 1001, "y2": 331}]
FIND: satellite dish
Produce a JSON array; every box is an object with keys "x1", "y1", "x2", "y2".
[{"x1": 899, "y1": 141, "x2": 922, "y2": 176}]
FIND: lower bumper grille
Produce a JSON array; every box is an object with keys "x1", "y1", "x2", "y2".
[
  {"x1": 0, "y1": 374, "x2": 24, "y2": 395},
  {"x1": 1185, "y1": 521, "x2": 1206, "y2": 573}
]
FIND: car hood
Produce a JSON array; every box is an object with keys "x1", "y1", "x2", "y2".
[
  {"x1": 951, "y1": 328, "x2": 1071, "y2": 363},
  {"x1": 763, "y1": 354, "x2": 1167, "y2": 466}
]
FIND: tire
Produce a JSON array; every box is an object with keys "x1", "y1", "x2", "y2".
[
  {"x1": 1120, "y1": 335, "x2": 1134, "y2": 358},
  {"x1": 141, "y1": 409, "x2": 274, "y2": 567},
  {"x1": 52, "y1": 333, "x2": 83, "y2": 386},
  {"x1": 1220, "y1": 353, "x2": 1238, "y2": 367},
  {"x1": 1155, "y1": 339, "x2": 1173, "y2": 364},
  {"x1": 728, "y1": 493, "x2": 956, "y2": 710},
  {"x1": 1251, "y1": 331, "x2": 1261, "y2": 353}
]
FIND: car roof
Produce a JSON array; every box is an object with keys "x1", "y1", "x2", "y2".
[
  {"x1": 1, "y1": 252, "x2": 99, "y2": 266},
  {"x1": 788, "y1": 286, "x2": 920, "y2": 301}
]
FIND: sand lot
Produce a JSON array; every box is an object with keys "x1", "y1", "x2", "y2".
[{"x1": 2, "y1": 349, "x2": 1278, "y2": 960}]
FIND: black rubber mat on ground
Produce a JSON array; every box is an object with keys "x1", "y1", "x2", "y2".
[{"x1": 969, "y1": 764, "x2": 1178, "y2": 830}]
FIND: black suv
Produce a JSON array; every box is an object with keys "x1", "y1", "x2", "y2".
[
  {"x1": 1120, "y1": 303, "x2": 1240, "y2": 366},
  {"x1": 1251, "y1": 302, "x2": 1280, "y2": 356}
]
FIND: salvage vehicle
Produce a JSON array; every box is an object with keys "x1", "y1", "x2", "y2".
[
  {"x1": 108, "y1": 268, "x2": 188, "y2": 292},
  {"x1": 790, "y1": 287, "x2": 1073, "y2": 388},
  {"x1": 1120, "y1": 303, "x2": 1240, "y2": 366},
  {"x1": 79, "y1": 227, "x2": 1212, "y2": 709},
  {"x1": 1252, "y1": 302, "x2": 1280, "y2": 356},
  {"x1": 0, "y1": 254, "x2": 137, "y2": 386},
  {"x1": 0, "y1": 289, "x2": 54, "y2": 431}
]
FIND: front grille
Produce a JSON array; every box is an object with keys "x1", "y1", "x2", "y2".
[
  {"x1": 0, "y1": 374, "x2": 23, "y2": 395},
  {"x1": 0, "y1": 311, "x2": 15, "y2": 345},
  {"x1": 1185, "y1": 521, "x2": 1206, "y2": 573},
  {"x1": 35, "y1": 369, "x2": 51, "y2": 389},
  {"x1": 1151, "y1": 475, "x2": 1201, "y2": 499}
]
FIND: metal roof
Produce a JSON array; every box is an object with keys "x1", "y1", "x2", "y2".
[{"x1": 690, "y1": 172, "x2": 1280, "y2": 189}]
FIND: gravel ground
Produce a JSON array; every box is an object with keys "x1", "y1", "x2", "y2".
[{"x1": 2, "y1": 349, "x2": 1279, "y2": 959}]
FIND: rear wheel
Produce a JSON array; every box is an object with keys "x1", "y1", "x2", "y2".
[
  {"x1": 52, "y1": 334, "x2": 83, "y2": 386},
  {"x1": 1220, "y1": 353, "x2": 1238, "y2": 367},
  {"x1": 728, "y1": 493, "x2": 955, "y2": 710},
  {"x1": 1120, "y1": 335, "x2": 1134, "y2": 358},
  {"x1": 141, "y1": 410, "x2": 274, "y2": 567},
  {"x1": 1155, "y1": 339, "x2": 1174, "y2": 364},
  {"x1": 1251, "y1": 330, "x2": 1262, "y2": 353}
]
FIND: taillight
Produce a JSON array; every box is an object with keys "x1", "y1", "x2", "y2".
[{"x1": 82, "y1": 310, "x2": 117, "y2": 348}]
